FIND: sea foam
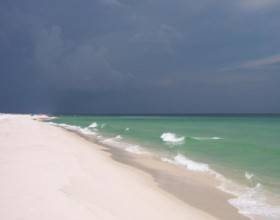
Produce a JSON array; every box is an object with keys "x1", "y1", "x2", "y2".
[
  {"x1": 174, "y1": 154, "x2": 210, "y2": 172},
  {"x1": 229, "y1": 183, "x2": 280, "y2": 220},
  {"x1": 161, "y1": 154, "x2": 280, "y2": 220},
  {"x1": 245, "y1": 171, "x2": 254, "y2": 181},
  {"x1": 44, "y1": 116, "x2": 57, "y2": 120},
  {"x1": 47, "y1": 120, "x2": 280, "y2": 220},
  {"x1": 100, "y1": 136, "x2": 148, "y2": 155},
  {"x1": 48, "y1": 122, "x2": 96, "y2": 135},
  {"x1": 89, "y1": 122, "x2": 98, "y2": 128}
]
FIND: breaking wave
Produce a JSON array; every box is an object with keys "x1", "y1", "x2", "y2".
[
  {"x1": 47, "y1": 121, "x2": 280, "y2": 220},
  {"x1": 229, "y1": 183, "x2": 280, "y2": 220},
  {"x1": 100, "y1": 136, "x2": 149, "y2": 155},
  {"x1": 161, "y1": 154, "x2": 280, "y2": 220},
  {"x1": 162, "y1": 154, "x2": 210, "y2": 173},
  {"x1": 48, "y1": 122, "x2": 96, "y2": 135},
  {"x1": 43, "y1": 116, "x2": 57, "y2": 120},
  {"x1": 173, "y1": 154, "x2": 210, "y2": 172},
  {"x1": 160, "y1": 133, "x2": 185, "y2": 145},
  {"x1": 245, "y1": 171, "x2": 254, "y2": 181},
  {"x1": 89, "y1": 122, "x2": 98, "y2": 128}
]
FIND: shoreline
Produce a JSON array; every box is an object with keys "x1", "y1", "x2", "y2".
[
  {"x1": 48, "y1": 116, "x2": 250, "y2": 220},
  {"x1": 101, "y1": 148, "x2": 249, "y2": 220},
  {"x1": 0, "y1": 114, "x2": 248, "y2": 219}
]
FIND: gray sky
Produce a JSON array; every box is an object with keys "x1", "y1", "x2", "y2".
[{"x1": 1, "y1": 0, "x2": 280, "y2": 114}]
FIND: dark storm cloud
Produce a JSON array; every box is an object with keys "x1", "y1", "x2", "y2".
[
  {"x1": 34, "y1": 25, "x2": 124, "y2": 90},
  {"x1": 1, "y1": 0, "x2": 280, "y2": 113}
]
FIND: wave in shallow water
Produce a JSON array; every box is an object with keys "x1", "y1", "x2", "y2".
[
  {"x1": 162, "y1": 154, "x2": 210, "y2": 172},
  {"x1": 89, "y1": 122, "x2": 98, "y2": 128},
  {"x1": 44, "y1": 116, "x2": 57, "y2": 120},
  {"x1": 48, "y1": 121, "x2": 280, "y2": 220},
  {"x1": 245, "y1": 171, "x2": 254, "y2": 181},
  {"x1": 229, "y1": 183, "x2": 280, "y2": 220},
  {"x1": 160, "y1": 133, "x2": 185, "y2": 145},
  {"x1": 100, "y1": 136, "x2": 149, "y2": 155},
  {"x1": 48, "y1": 122, "x2": 96, "y2": 135},
  {"x1": 162, "y1": 154, "x2": 280, "y2": 220}
]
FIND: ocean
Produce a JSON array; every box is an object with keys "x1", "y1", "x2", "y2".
[{"x1": 47, "y1": 115, "x2": 280, "y2": 220}]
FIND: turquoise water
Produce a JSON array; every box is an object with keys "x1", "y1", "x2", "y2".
[{"x1": 48, "y1": 115, "x2": 280, "y2": 220}]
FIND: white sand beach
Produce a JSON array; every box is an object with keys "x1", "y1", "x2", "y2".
[{"x1": 0, "y1": 114, "x2": 220, "y2": 220}]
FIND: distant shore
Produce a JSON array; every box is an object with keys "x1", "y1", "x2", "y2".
[{"x1": 0, "y1": 114, "x2": 248, "y2": 220}]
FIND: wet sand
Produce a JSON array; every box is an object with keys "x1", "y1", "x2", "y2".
[{"x1": 81, "y1": 130, "x2": 249, "y2": 220}]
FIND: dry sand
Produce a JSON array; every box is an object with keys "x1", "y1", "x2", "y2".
[{"x1": 0, "y1": 114, "x2": 219, "y2": 220}]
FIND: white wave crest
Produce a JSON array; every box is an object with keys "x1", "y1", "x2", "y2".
[
  {"x1": 115, "y1": 135, "x2": 122, "y2": 139},
  {"x1": 89, "y1": 122, "x2": 98, "y2": 128},
  {"x1": 125, "y1": 145, "x2": 146, "y2": 154},
  {"x1": 213, "y1": 171, "x2": 280, "y2": 220},
  {"x1": 174, "y1": 154, "x2": 210, "y2": 172},
  {"x1": 100, "y1": 137, "x2": 148, "y2": 155},
  {"x1": 125, "y1": 127, "x2": 130, "y2": 131},
  {"x1": 48, "y1": 122, "x2": 96, "y2": 135},
  {"x1": 161, "y1": 154, "x2": 280, "y2": 220},
  {"x1": 44, "y1": 116, "x2": 57, "y2": 120},
  {"x1": 245, "y1": 171, "x2": 254, "y2": 181},
  {"x1": 48, "y1": 122, "x2": 57, "y2": 126},
  {"x1": 229, "y1": 183, "x2": 280, "y2": 220},
  {"x1": 48, "y1": 120, "x2": 280, "y2": 220},
  {"x1": 160, "y1": 133, "x2": 185, "y2": 145},
  {"x1": 80, "y1": 127, "x2": 95, "y2": 135}
]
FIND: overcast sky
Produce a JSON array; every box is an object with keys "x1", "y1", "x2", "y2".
[{"x1": 1, "y1": 0, "x2": 280, "y2": 114}]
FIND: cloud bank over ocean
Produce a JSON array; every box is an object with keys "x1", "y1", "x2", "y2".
[{"x1": 1, "y1": 0, "x2": 280, "y2": 113}]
